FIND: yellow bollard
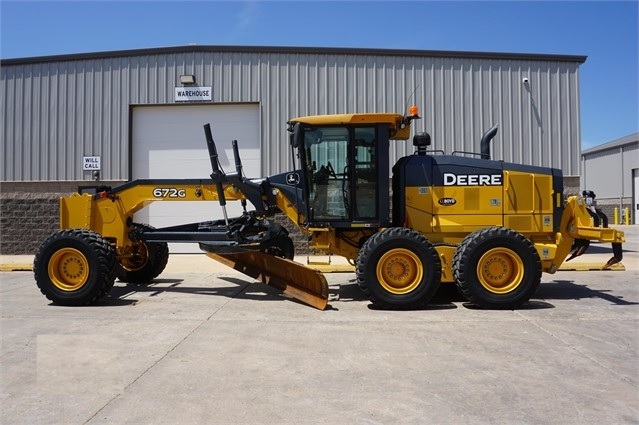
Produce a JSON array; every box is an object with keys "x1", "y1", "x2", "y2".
[
  {"x1": 614, "y1": 208, "x2": 619, "y2": 225},
  {"x1": 625, "y1": 207, "x2": 630, "y2": 225}
]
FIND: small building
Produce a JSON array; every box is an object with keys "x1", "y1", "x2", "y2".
[{"x1": 581, "y1": 133, "x2": 639, "y2": 224}]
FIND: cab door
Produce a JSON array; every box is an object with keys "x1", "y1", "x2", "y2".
[{"x1": 299, "y1": 124, "x2": 389, "y2": 227}]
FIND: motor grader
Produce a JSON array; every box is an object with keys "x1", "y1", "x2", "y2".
[{"x1": 33, "y1": 107, "x2": 625, "y2": 310}]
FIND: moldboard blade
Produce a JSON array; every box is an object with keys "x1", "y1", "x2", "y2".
[{"x1": 206, "y1": 252, "x2": 329, "y2": 310}]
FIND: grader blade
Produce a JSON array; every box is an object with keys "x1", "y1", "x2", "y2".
[{"x1": 205, "y1": 252, "x2": 329, "y2": 310}]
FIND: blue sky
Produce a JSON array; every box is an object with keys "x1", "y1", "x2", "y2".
[{"x1": 1, "y1": 0, "x2": 637, "y2": 149}]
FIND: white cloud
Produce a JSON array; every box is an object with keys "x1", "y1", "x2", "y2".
[{"x1": 237, "y1": 1, "x2": 259, "y2": 29}]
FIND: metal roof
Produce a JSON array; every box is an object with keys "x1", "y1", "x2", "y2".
[
  {"x1": 582, "y1": 132, "x2": 639, "y2": 155},
  {"x1": 1, "y1": 44, "x2": 588, "y2": 65}
]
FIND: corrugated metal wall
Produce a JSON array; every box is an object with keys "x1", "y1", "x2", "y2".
[
  {"x1": 581, "y1": 140, "x2": 638, "y2": 199},
  {"x1": 1, "y1": 47, "x2": 583, "y2": 181}
]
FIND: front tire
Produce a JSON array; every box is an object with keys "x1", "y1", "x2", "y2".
[
  {"x1": 452, "y1": 227, "x2": 541, "y2": 309},
  {"x1": 356, "y1": 228, "x2": 441, "y2": 309},
  {"x1": 33, "y1": 229, "x2": 116, "y2": 306}
]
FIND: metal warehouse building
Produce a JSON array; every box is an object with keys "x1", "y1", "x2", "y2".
[
  {"x1": 1, "y1": 45, "x2": 587, "y2": 254},
  {"x1": 581, "y1": 132, "x2": 639, "y2": 224}
]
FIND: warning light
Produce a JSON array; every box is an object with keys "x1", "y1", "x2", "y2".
[
  {"x1": 408, "y1": 105, "x2": 420, "y2": 118},
  {"x1": 99, "y1": 191, "x2": 108, "y2": 199}
]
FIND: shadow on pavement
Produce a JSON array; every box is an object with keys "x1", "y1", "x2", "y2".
[
  {"x1": 95, "y1": 276, "x2": 287, "y2": 306},
  {"x1": 72, "y1": 275, "x2": 637, "y2": 310},
  {"x1": 336, "y1": 281, "x2": 458, "y2": 311},
  {"x1": 535, "y1": 279, "x2": 638, "y2": 306},
  {"x1": 584, "y1": 243, "x2": 636, "y2": 254}
]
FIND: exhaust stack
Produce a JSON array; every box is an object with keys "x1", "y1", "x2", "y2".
[{"x1": 480, "y1": 124, "x2": 499, "y2": 160}]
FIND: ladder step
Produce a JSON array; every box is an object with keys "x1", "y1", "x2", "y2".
[
  {"x1": 307, "y1": 261, "x2": 332, "y2": 266},
  {"x1": 309, "y1": 245, "x2": 331, "y2": 251}
]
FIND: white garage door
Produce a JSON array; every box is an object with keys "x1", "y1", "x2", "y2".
[{"x1": 132, "y1": 103, "x2": 260, "y2": 253}]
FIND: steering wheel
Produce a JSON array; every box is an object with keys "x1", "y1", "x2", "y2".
[{"x1": 326, "y1": 161, "x2": 337, "y2": 178}]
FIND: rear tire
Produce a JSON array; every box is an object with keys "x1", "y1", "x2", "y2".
[
  {"x1": 356, "y1": 228, "x2": 441, "y2": 309},
  {"x1": 115, "y1": 224, "x2": 169, "y2": 284},
  {"x1": 33, "y1": 229, "x2": 116, "y2": 306},
  {"x1": 452, "y1": 227, "x2": 541, "y2": 309}
]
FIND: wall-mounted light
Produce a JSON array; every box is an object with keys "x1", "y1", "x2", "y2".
[{"x1": 180, "y1": 74, "x2": 196, "y2": 85}]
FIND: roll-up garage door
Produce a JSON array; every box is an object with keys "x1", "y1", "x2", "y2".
[{"x1": 132, "y1": 103, "x2": 260, "y2": 253}]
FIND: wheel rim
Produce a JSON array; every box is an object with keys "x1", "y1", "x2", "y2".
[
  {"x1": 476, "y1": 247, "x2": 524, "y2": 294},
  {"x1": 48, "y1": 248, "x2": 89, "y2": 291},
  {"x1": 119, "y1": 243, "x2": 149, "y2": 272},
  {"x1": 376, "y1": 248, "x2": 423, "y2": 295}
]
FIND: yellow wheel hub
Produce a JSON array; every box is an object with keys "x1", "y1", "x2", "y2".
[
  {"x1": 477, "y1": 248, "x2": 524, "y2": 294},
  {"x1": 119, "y1": 243, "x2": 149, "y2": 272},
  {"x1": 48, "y1": 248, "x2": 89, "y2": 291},
  {"x1": 376, "y1": 248, "x2": 423, "y2": 295}
]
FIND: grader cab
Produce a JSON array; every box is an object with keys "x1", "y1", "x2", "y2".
[{"x1": 34, "y1": 107, "x2": 625, "y2": 310}]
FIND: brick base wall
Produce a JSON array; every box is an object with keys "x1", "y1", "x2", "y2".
[
  {"x1": 563, "y1": 176, "x2": 580, "y2": 196},
  {"x1": 7, "y1": 175, "x2": 625, "y2": 256},
  {"x1": 1, "y1": 181, "x2": 124, "y2": 255},
  {"x1": 271, "y1": 214, "x2": 311, "y2": 255},
  {"x1": 0, "y1": 192, "x2": 314, "y2": 255},
  {"x1": 0, "y1": 179, "x2": 316, "y2": 255},
  {"x1": 591, "y1": 198, "x2": 634, "y2": 226},
  {"x1": 0, "y1": 193, "x2": 63, "y2": 254}
]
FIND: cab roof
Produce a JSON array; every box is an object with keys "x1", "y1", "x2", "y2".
[
  {"x1": 289, "y1": 112, "x2": 404, "y2": 126},
  {"x1": 288, "y1": 113, "x2": 412, "y2": 140}
]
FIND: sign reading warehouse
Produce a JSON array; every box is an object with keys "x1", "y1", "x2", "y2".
[{"x1": 174, "y1": 87, "x2": 212, "y2": 102}]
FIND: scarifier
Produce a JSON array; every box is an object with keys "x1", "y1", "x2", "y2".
[{"x1": 33, "y1": 106, "x2": 625, "y2": 310}]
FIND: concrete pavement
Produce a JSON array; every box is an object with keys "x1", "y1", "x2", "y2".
[{"x1": 1, "y1": 226, "x2": 637, "y2": 424}]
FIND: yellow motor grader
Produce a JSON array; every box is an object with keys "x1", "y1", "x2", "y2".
[{"x1": 33, "y1": 107, "x2": 625, "y2": 310}]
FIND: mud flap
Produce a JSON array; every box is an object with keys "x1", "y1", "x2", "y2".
[{"x1": 205, "y1": 252, "x2": 329, "y2": 310}]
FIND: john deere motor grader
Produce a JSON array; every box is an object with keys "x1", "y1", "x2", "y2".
[{"x1": 33, "y1": 107, "x2": 625, "y2": 310}]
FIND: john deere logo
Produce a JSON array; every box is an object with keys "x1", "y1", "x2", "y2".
[
  {"x1": 438, "y1": 198, "x2": 457, "y2": 206},
  {"x1": 286, "y1": 173, "x2": 300, "y2": 185}
]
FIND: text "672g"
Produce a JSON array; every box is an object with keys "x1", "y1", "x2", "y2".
[{"x1": 153, "y1": 188, "x2": 186, "y2": 198}]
